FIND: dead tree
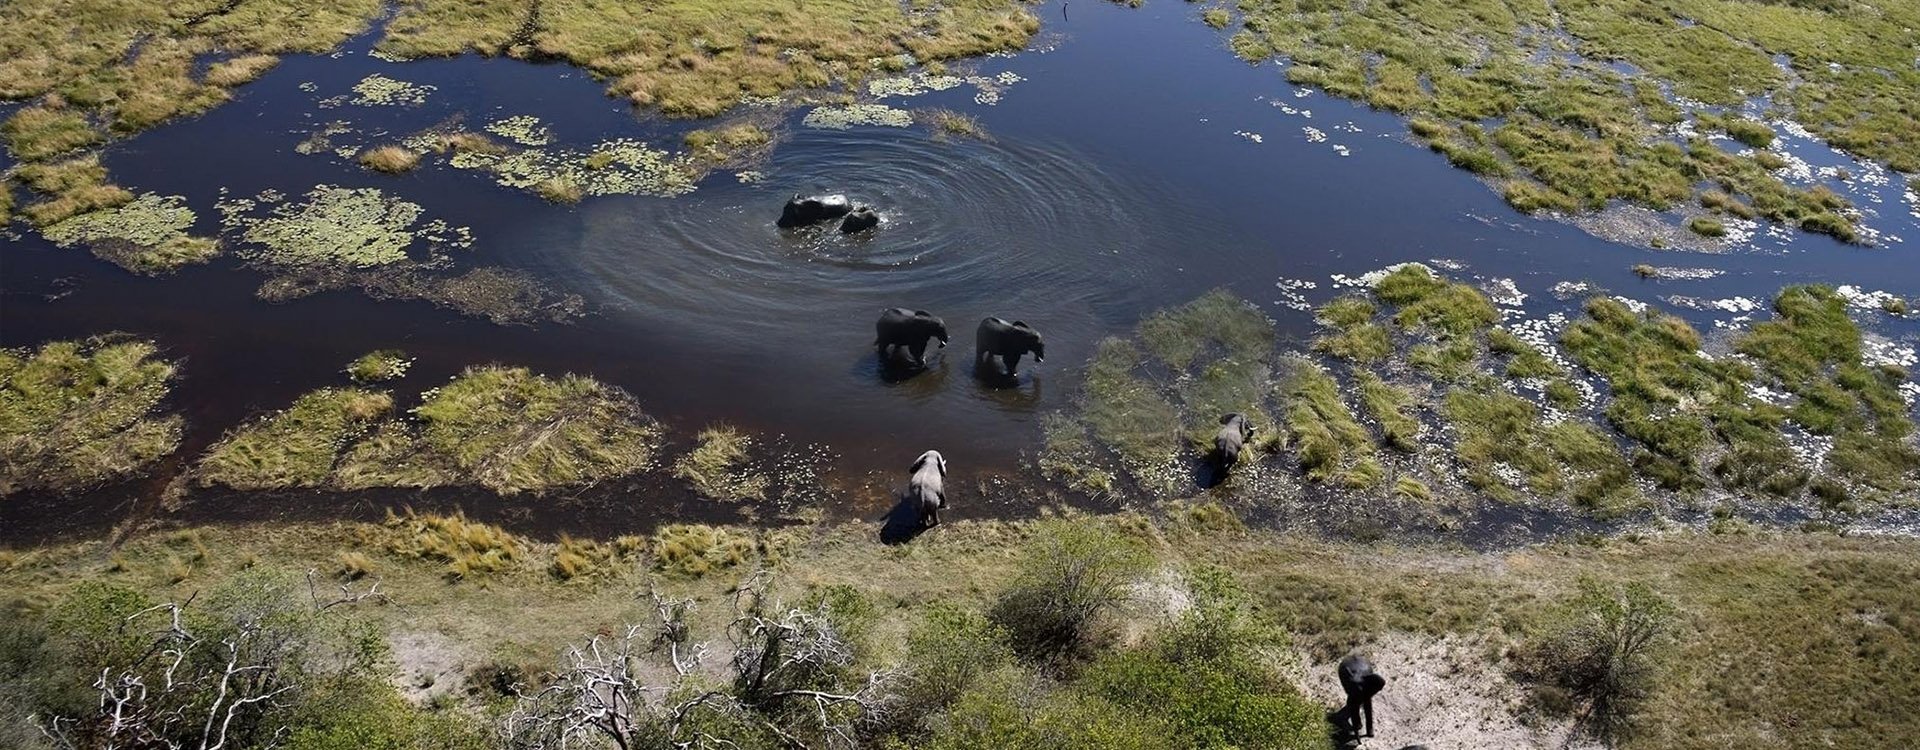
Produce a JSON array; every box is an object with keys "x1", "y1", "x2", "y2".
[{"x1": 504, "y1": 580, "x2": 895, "y2": 750}]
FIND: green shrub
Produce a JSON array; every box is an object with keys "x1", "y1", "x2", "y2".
[
  {"x1": 1520, "y1": 581, "x2": 1675, "y2": 743},
  {"x1": 989, "y1": 522, "x2": 1151, "y2": 664}
]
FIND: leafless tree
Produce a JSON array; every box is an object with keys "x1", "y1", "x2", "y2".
[
  {"x1": 34, "y1": 569, "x2": 391, "y2": 750},
  {"x1": 504, "y1": 578, "x2": 895, "y2": 750}
]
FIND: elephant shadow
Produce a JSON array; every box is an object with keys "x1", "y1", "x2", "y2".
[
  {"x1": 1193, "y1": 455, "x2": 1229, "y2": 489},
  {"x1": 860, "y1": 350, "x2": 950, "y2": 395},
  {"x1": 970, "y1": 363, "x2": 1043, "y2": 409},
  {"x1": 878, "y1": 495, "x2": 932, "y2": 545}
]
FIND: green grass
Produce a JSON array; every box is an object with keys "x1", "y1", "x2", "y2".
[
  {"x1": 1210, "y1": 0, "x2": 1905, "y2": 240},
  {"x1": 377, "y1": 0, "x2": 1038, "y2": 118},
  {"x1": 345, "y1": 350, "x2": 410, "y2": 383},
  {"x1": 673, "y1": 424, "x2": 769, "y2": 501},
  {"x1": 0, "y1": 104, "x2": 100, "y2": 161},
  {"x1": 12, "y1": 155, "x2": 132, "y2": 227},
  {"x1": 1354, "y1": 371, "x2": 1419, "y2": 451},
  {"x1": 198, "y1": 387, "x2": 395, "y2": 490},
  {"x1": 1313, "y1": 296, "x2": 1392, "y2": 363},
  {"x1": 377, "y1": 508, "x2": 526, "y2": 580},
  {"x1": 1686, "y1": 215, "x2": 1727, "y2": 237},
  {"x1": 1282, "y1": 363, "x2": 1377, "y2": 488},
  {"x1": 0, "y1": 337, "x2": 182, "y2": 494},
  {"x1": 1443, "y1": 382, "x2": 1637, "y2": 512},
  {"x1": 1201, "y1": 8, "x2": 1231, "y2": 28}
]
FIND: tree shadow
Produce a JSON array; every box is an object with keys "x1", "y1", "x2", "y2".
[{"x1": 877, "y1": 495, "x2": 931, "y2": 546}]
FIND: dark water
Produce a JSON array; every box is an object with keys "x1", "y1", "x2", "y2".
[{"x1": 4, "y1": 2, "x2": 1917, "y2": 542}]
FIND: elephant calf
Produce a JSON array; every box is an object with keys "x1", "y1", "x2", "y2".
[
  {"x1": 778, "y1": 194, "x2": 852, "y2": 228},
  {"x1": 975, "y1": 318, "x2": 1045, "y2": 376},
  {"x1": 875, "y1": 308, "x2": 949, "y2": 367},
  {"x1": 905, "y1": 450, "x2": 947, "y2": 528},
  {"x1": 1213, "y1": 412, "x2": 1256, "y2": 469}
]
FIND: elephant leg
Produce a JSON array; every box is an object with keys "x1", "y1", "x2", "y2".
[
  {"x1": 909, "y1": 341, "x2": 928, "y2": 366},
  {"x1": 1005, "y1": 352, "x2": 1023, "y2": 375},
  {"x1": 929, "y1": 507, "x2": 940, "y2": 527}
]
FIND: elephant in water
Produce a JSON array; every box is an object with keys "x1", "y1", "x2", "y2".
[
  {"x1": 875, "y1": 308, "x2": 949, "y2": 368},
  {"x1": 905, "y1": 450, "x2": 947, "y2": 527},
  {"x1": 839, "y1": 206, "x2": 880, "y2": 234},
  {"x1": 1213, "y1": 413, "x2": 1255, "y2": 469},
  {"x1": 975, "y1": 318, "x2": 1045, "y2": 376},
  {"x1": 778, "y1": 194, "x2": 852, "y2": 228}
]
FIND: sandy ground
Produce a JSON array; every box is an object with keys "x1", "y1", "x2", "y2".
[{"x1": 1290, "y1": 632, "x2": 1598, "y2": 750}]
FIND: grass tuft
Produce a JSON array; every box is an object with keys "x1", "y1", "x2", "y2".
[{"x1": 0, "y1": 337, "x2": 183, "y2": 494}]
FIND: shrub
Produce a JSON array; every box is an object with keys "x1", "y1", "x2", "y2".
[
  {"x1": 876, "y1": 605, "x2": 1015, "y2": 739},
  {"x1": 1520, "y1": 580, "x2": 1675, "y2": 742},
  {"x1": 989, "y1": 522, "x2": 1151, "y2": 664}
]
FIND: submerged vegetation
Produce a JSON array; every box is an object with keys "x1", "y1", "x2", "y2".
[
  {"x1": 1207, "y1": 0, "x2": 1919, "y2": 240},
  {"x1": 199, "y1": 365, "x2": 661, "y2": 495},
  {"x1": 0, "y1": 337, "x2": 182, "y2": 494}
]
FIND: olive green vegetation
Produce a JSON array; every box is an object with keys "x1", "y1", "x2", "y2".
[
  {"x1": 41, "y1": 192, "x2": 220, "y2": 274},
  {"x1": 1212, "y1": 0, "x2": 1920, "y2": 240},
  {"x1": 376, "y1": 0, "x2": 1040, "y2": 119},
  {"x1": 1563, "y1": 287, "x2": 1918, "y2": 504},
  {"x1": 199, "y1": 365, "x2": 662, "y2": 495},
  {"x1": 0, "y1": 0, "x2": 383, "y2": 227},
  {"x1": 1282, "y1": 363, "x2": 1379, "y2": 488},
  {"x1": 1048, "y1": 291, "x2": 1276, "y2": 495},
  {"x1": 920, "y1": 108, "x2": 989, "y2": 140},
  {"x1": 673, "y1": 424, "x2": 770, "y2": 502},
  {"x1": 0, "y1": 337, "x2": 183, "y2": 495},
  {"x1": 1, "y1": 516, "x2": 1914, "y2": 749},
  {"x1": 344, "y1": 350, "x2": 410, "y2": 383},
  {"x1": 11, "y1": 155, "x2": 131, "y2": 227},
  {"x1": 682, "y1": 122, "x2": 774, "y2": 164}
]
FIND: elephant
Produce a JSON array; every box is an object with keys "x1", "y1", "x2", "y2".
[
  {"x1": 974, "y1": 318, "x2": 1045, "y2": 376},
  {"x1": 875, "y1": 308, "x2": 949, "y2": 367},
  {"x1": 1213, "y1": 413, "x2": 1256, "y2": 469},
  {"x1": 1337, "y1": 654, "x2": 1386, "y2": 739},
  {"x1": 778, "y1": 194, "x2": 852, "y2": 228},
  {"x1": 839, "y1": 206, "x2": 880, "y2": 234},
  {"x1": 905, "y1": 450, "x2": 947, "y2": 527}
]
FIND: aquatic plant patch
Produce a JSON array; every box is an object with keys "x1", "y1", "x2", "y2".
[
  {"x1": 0, "y1": 337, "x2": 183, "y2": 494},
  {"x1": 802, "y1": 104, "x2": 916, "y2": 130},
  {"x1": 673, "y1": 425, "x2": 770, "y2": 502},
  {"x1": 256, "y1": 264, "x2": 586, "y2": 326},
  {"x1": 350, "y1": 74, "x2": 435, "y2": 107},
  {"x1": 219, "y1": 185, "x2": 473, "y2": 268},
  {"x1": 41, "y1": 193, "x2": 219, "y2": 274},
  {"x1": 449, "y1": 134, "x2": 701, "y2": 199},
  {"x1": 1206, "y1": 0, "x2": 1919, "y2": 241}
]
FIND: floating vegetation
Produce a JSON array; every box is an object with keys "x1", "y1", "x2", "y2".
[
  {"x1": 921, "y1": 109, "x2": 988, "y2": 141},
  {"x1": 295, "y1": 121, "x2": 356, "y2": 155},
  {"x1": 345, "y1": 350, "x2": 412, "y2": 383},
  {"x1": 682, "y1": 123, "x2": 773, "y2": 165},
  {"x1": 673, "y1": 425, "x2": 769, "y2": 502},
  {"x1": 0, "y1": 337, "x2": 183, "y2": 494},
  {"x1": 219, "y1": 185, "x2": 472, "y2": 268},
  {"x1": 257, "y1": 264, "x2": 585, "y2": 326},
  {"x1": 484, "y1": 115, "x2": 552, "y2": 147},
  {"x1": 802, "y1": 104, "x2": 915, "y2": 130},
  {"x1": 199, "y1": 365, "x2": 661, "y2": 495},
  {"x1": 41, "y1": 193, "x2": 219, "y2": 274},
  {"x1": 451, "y1": 137, "x2": 699, "y2": 199},
  {"x1": 350, "y1": 73, "x2": 435, "y2": 106},
  {"x1": 868, "y1": 72, "x2": 965, "y2": 99}
]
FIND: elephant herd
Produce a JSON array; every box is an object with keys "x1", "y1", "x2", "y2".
[{"x1": 784, "y1": 197, "x2": 1248, "y2": 530}]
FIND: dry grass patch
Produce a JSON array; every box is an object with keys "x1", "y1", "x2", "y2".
[{"x1": 359, "y1": 145, "x2": 422, "y2": 173}]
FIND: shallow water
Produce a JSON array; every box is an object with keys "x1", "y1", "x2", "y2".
[{"x1": 3, "y1": 1, "x2": 1917, "y2": 541}]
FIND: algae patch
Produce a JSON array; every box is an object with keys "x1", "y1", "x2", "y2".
[
  {"x1": 1, "y1": 337, "x2": 183, "y2": 494},
  {"x1": 41, "y1": 193, "x2": 219, "y2": 274}
]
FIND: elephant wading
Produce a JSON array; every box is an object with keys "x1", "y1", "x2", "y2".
[
  {"x1": 875, "y1": 308, "x2": 949, "y2": 367},
  {"x1": 1213, "y1": 412, "x2": 1256, "y2": 469},
  {"x1": 839, "y1": 206, "x2": 880, "y2": 234},
  {"x1": 905, "y1": 450, "x2": 948, "y2": 527},
  {"x1": 778, "y1": 194, "x2": 852, "y2": 228},
  {"x1": 975, "y1": 318, "x2": 1045, "y2": 376}
]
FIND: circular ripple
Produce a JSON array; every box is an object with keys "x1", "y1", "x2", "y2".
[{"x1": 550, "y1": 128, "x2": 1182, "y2": 345}]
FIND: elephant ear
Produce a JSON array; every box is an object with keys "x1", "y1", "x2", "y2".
[
  {"x1": 915, "y1": 310, "x2": 932, "y2": 318},
  {"x1": 1219, "y1": 413, "x2": 1237, "y2": 425},
  {"x1": 910, "y1": 452, "x2": 929, "y2": 473}
]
